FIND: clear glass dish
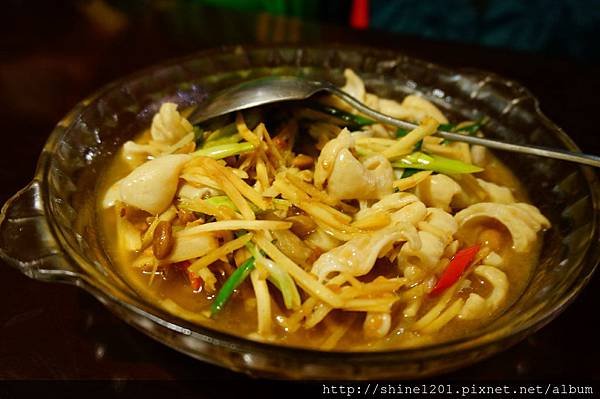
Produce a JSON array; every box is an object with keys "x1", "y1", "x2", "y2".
[{"x1": 0, "y1": 46, "x2": 598, "y2": 379}]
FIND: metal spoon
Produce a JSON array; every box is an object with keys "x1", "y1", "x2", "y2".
[{"x1": 188, "y1": 76, "x2": 600, "y2": 167}]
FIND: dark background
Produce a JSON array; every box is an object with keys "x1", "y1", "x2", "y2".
[{"x1": 0, "y1": 0, "x2": 599, "y2": 394}]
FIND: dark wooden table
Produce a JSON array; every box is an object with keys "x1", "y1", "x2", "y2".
[{"x1": 1, "y1": 1, "x2": 598, "y2": 392}]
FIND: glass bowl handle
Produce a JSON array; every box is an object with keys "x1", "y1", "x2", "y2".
[{"x1": 0, "y1": 180, "x2": 78, "y2": 282}]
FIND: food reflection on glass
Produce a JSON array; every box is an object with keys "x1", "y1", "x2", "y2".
[{"x1": 99, "y1": 69, "x2": 550, "y2": 351}]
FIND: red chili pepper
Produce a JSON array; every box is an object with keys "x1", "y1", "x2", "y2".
[
  {"x1": 429, "y1": 244, "x2": 480, "y2": 296},
  {"x1": 173, "y1": 261, "x2": 203, "y2": 291},
  {"x1": 188, "y1": 270, "x2": 202, "y2": 292}
]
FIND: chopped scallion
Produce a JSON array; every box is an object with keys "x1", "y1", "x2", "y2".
[
  {"x1": 392, "y1": 152, "x2": 483, "y2": 175},
  {"x1": 304, "y1": 102, "x2": 375, "y2": 129},
  {"x1": 192, "y1": 142, "x2": 254, "y2": 159},
  {"x1": 210, "y1": 256, "x2": 255, "y2": 316}
]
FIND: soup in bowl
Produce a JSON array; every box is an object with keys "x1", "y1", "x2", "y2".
[
  {"x1": 98, "y1": 69, "x2": 549, "y2": 351},
  {"x1": 1, "y1": 46, "x2": 597, "y2": 379}
]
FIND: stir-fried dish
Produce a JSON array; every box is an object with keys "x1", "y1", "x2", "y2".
[{"x1": 98, "y1": 70, "x2": 550, "y2": 350}]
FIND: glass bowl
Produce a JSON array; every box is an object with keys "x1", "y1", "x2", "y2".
[{"x1": 1, "y1": 46, "x2": 598, "y2": 380}]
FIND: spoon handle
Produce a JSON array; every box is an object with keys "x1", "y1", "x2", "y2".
[{"x1": 326, "y1": 86, "x2": 600, "y2": 168}]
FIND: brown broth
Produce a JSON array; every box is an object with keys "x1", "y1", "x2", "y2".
[{"x1": 97, "y1": 136, "x2": 542, "y2": 351}]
